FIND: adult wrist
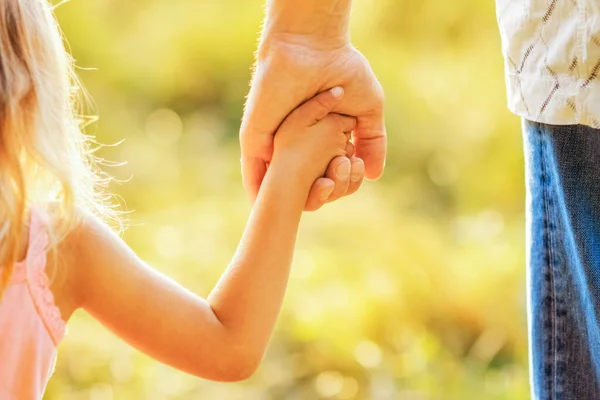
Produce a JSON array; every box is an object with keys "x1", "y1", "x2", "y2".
[
  {"x1": 258, "y1": 32, "x2": 349, "y2": 60},
  {"x1": 258, "y1": 1, "x2": 351, "y2": 59},
  {"x1": 262, "y1": 0, "x2": 351, "y2": 36}
]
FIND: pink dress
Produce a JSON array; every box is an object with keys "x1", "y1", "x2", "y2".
[{"x1": 0, "y1": 209, "x2": 66, "y2": 399}]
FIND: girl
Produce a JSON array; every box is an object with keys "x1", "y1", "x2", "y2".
[{"x1": 0, "y1": 0, "x2": 359, "y2": 398}]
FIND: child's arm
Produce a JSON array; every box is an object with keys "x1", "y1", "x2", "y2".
[{"x1": 60, "y1": 88, "x2": 356, "y2": 382}]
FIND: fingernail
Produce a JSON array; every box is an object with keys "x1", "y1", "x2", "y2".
[
  {"x1": 351, "y1": 160, "x2": 365, "y2": 181},
  {"x1": 320, "y1": 185, "x2": 334, "y2": 201},
  {"x1": 330, "y1": 86, "x2": 344, "y2": 98},
  {"x1": 336, "y1": 159, "x2": 351, "y2": 180}
]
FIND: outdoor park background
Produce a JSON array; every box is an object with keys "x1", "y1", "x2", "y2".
[{"x1": 45, "y1": 0, "x2": 528, "y2": 399}]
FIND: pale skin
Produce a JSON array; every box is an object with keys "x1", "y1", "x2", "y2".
[
  {"x1": 41, "y1": 88, "x2": 356, "y2": 382},
  {"x1": 241, "y1": 0, "x2": 386, "y2": 210}
]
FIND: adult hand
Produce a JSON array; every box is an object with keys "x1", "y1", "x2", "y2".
[{"x1": 240, "y1": 35, "x2": 386, "y2": 211}]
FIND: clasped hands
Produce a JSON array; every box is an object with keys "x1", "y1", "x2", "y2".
[{"x1": 240, "y1": 34, "x2": 387, "y2": 210}]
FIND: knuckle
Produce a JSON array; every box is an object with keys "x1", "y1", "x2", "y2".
[
  {"x1": 306, "y1": 98, "x2": 330, "y2": 118},
  {"x1": 321, "y1": 114, "x2": 337, "y2": 125},
  {"x1": 330, "y1": 115, "x2": 346, "y2": 130},
  {"x1": 315, "y1": 115, "x2": 338, "y2": 133},
  {"x1": 314, "y1": 94, "x2": 332, "y2": 110},
  {"x1": 336, "y1": 116, "x2": 356, "y2": 132}
]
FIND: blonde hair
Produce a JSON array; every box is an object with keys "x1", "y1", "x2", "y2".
[{"x1": 0, "y1": 0, "x2": 118, "y2": 294}]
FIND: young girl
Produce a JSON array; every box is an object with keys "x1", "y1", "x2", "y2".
[{"x1": 0, "y1": 1, "x2": 358, "y2": 398}]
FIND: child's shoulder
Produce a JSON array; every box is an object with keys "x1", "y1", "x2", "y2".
[
  {"x1": 42, "y1": 203, "x2": 118, "y2": 320},
  {"x1": 44, "y1": 202, "x2": 116, "y2": 247}
]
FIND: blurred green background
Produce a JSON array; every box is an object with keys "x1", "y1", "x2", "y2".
[{"x1": 45, "y1": 0, "x2": 527, "y2": 399}]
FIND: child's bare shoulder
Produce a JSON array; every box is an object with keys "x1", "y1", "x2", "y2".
[{"x1": 45, "y1": 203, "x2": 116, "y2": 319}]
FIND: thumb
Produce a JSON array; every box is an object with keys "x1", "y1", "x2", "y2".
[{"x1": 292, "y1": 86, "x2": 345, "y2": 124}]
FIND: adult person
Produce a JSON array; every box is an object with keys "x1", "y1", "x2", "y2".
[{"x1": 242, "y1": 1, "x2": 600, "y2": 399}]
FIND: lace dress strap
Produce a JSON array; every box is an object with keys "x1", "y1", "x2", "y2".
[{"x1": 25, "y1": 207, "x2": 66, "y2": 346}]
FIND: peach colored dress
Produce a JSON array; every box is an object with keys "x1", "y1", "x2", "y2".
[{"x1": 0, "y1": 209, "x2": 66, "y2": 399}]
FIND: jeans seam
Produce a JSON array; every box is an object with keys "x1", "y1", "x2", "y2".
[{"x1": 539, "y1": 124, "x2": 558, "y2": 400}]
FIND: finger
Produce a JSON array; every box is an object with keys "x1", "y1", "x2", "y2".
[
  {"x1": 241, "y1": 155, "x2": 268, "y2": 203},
  {"x1": 346, "y1": 157, "x2": 365, "y2": 196},
  {"x1": 304, "y1": 177, "x2": 335, "y2": 212},
  {"x1": 291, "y1": 86, "x2": 345, "y2": 124},
  {"x1": 354, "y1": 111, "x2": 387, "y2": 181},
  {"x1": 323, "y1": 156, "x2": 351, "y2": 203},
  {"x1": 345, "y1": 141, "x2": 355, "y2": 157},
  {"x1": 320, "y1": 114, "x2": 357, "y2": 133}
]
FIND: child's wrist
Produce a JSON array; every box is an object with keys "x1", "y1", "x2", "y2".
[{"x1": 267, "y1": 156, "x2": 314, "y2": 195}]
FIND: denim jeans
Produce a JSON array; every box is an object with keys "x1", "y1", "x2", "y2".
[{"x1": 524, "y1": 120, "x2": 600, "y2": 399}]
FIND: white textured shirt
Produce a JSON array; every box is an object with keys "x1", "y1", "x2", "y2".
[{"x1": 496, "y1": 0, "x2": 600, "y2": 128}]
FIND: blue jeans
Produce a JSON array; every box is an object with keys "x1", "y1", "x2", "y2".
[{"x1": 524, "y1": 120, "x2": 600, "y2": 399}]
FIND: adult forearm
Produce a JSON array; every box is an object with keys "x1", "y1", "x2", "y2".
[
  {"x1": 262, "y1": 0, "x2": 352, "y2": 41},
  {"x1": 207, "y1": 165, "x2": 310, "y2": 364}
]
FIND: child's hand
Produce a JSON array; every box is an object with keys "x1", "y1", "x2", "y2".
[{"x1": 270, "y1": 87, "x2": 357, "y2": 190}]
